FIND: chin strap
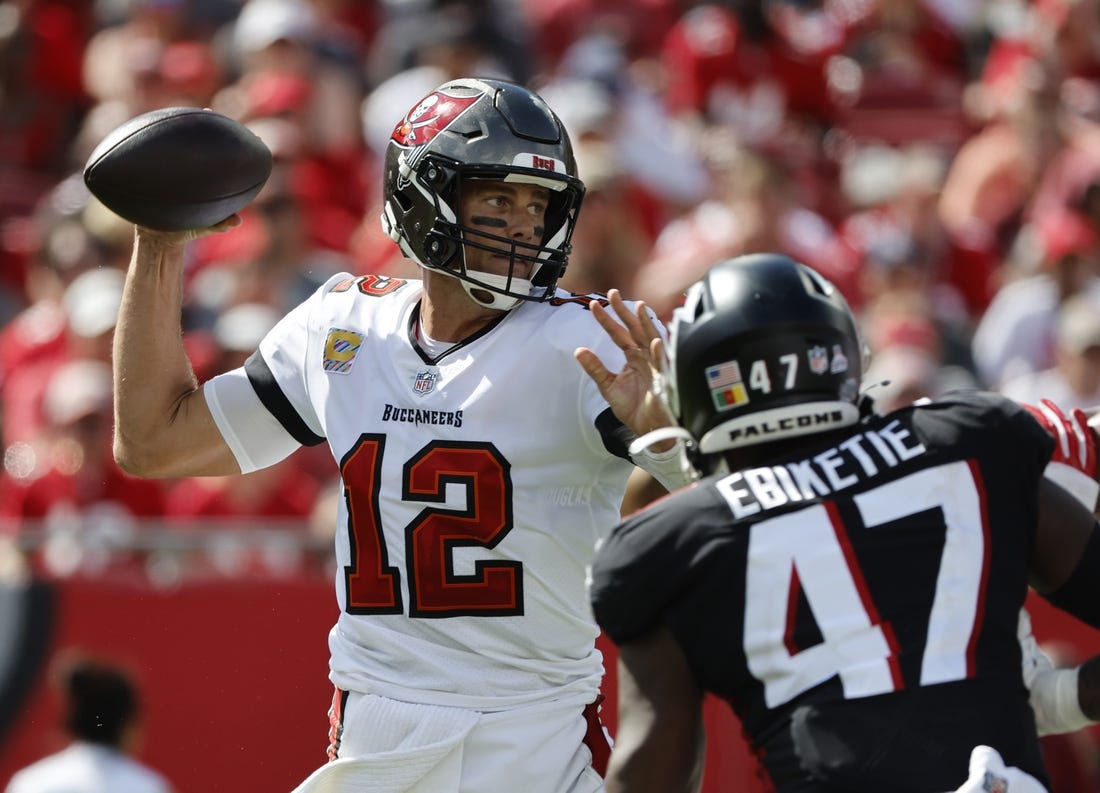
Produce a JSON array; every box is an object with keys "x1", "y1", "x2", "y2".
[
  {"x1": 628, "y1": 427, "x2": 700, "y2": 491},
  {"x1": 460, "y1": 278, "x2": 522, "y2": 311},
  {"x1": 457, "y1": 269, "x2": 543, "y2": 312}
]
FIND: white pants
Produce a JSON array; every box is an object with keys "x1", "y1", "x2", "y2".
[{"x1": 290, "y1": 692, "x2": 606, "y2": 793}]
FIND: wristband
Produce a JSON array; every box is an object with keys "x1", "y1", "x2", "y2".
[
  {"x1": 629, "y1": 433, "x2": 697, "y2": 492},
  {"x1": 1030, "y1": 666, "x2": 1090, "y2": 736}
]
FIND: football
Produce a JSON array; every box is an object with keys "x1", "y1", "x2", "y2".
[{"x1": 83, "y1": 107, "x2": 273, "y2": 231}]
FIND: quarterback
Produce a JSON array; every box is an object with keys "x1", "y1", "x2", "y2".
[{"x1": 112, "y1": 78, "x2": 687, "y2": 792}]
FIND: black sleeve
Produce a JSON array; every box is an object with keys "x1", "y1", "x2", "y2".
[
  {"x1": 595, "y1": 407, "x2": 634, "y2": 461},
  {"x1": 916, "y1": 391, "x2": 1054, "y2": 469},
  {"x1": 591, "y1": 484, "x2": 726, "y2": 643},
  {"x1": 1001, "y1": 395, "x2": 1058, "y2": 471},
  {"x1": 244, "y1": 352, "x2": 326, "y2": 446}
]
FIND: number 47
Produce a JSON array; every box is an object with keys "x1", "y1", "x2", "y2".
[
  {"x1": 737, "y1": 460, "x2": 988, "y2": 708},
  {"x1": 748, "y1": 354, "x2": 800, "y2": 394}
]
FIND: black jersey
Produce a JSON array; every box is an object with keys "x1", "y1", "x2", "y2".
[{"x1": 591, "y1": 392, "x2": 1056, "y2": 792}]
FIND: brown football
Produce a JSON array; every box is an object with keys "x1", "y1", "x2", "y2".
[{"x1": 83, "y1": 107, "x2": 272, "y2": 231}]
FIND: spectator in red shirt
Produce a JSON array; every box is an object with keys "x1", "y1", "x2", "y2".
[{"x1": 0, "y1": 359, "x2": 167, "y2": 525}]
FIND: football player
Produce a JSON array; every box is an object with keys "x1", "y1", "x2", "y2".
[
  {"x1": 589, "y1": 253, "x2": 1100, "y2": 792},
  {"x1": 112, "y1": 78, "x2": 689, "y2": 793}
]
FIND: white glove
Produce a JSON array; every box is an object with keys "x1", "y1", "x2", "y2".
[{"x1": 951, "y1": 745, "x2": 1048, "y2": 793}]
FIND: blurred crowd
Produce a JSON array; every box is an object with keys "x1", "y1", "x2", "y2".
[{"x1": 4, "y1": 0, "x2": 1100, "y2": 578}]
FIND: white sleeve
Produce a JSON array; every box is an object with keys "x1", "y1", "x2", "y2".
[
  {"x1": 204, "y1": 369, "x2": 301, "y2": 474},
  {"x1": 203, "y1": 274, "x2": 340, "y2": 472}
]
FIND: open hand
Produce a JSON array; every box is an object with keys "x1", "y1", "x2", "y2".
[{"x1": 574, "y1": 289, "x2": 676, "y2": 451}]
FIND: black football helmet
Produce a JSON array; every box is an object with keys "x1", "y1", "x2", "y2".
[
  {"x1": 381, "y1": 77, "x2": 586, "y2": 310},
  {"x1": 663, "y1": 253, "x2": 865, "y2": 469}
]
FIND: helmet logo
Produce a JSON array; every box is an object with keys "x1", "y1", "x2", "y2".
[
  {"x1": 830, "y1": 345, "x2": 849, "y2": 374},
  {"x1": 511, "y1": 152, "x2": 566, "y2": 174},
  {"x1": 391, "y1": 91, "x2": 480, "y2": 147},
  {"x1": 808, "y1": 345, "x2": 829, "y2": 375},
  {"x1": 706, "y1": 360, "x2": 750, "y2": 411}
]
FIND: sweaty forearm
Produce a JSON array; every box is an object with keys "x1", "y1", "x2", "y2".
[{"x1": 112, "y1": 228, "x2": 238, "y2": 477}]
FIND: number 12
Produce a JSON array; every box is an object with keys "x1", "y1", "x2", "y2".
[{"x1": 339, "y1": 435, "x2": 521, "y2": 618}]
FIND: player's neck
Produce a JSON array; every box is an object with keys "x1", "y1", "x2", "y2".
[{"x1": 420, "y1": 272, "x2": 509, "y2": 342}]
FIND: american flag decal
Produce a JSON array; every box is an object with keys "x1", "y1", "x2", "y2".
[
  {"x1": 706, "y1": 361, "x2": 741, "y2": 388},
  {"x1": 706, "y1": 360, "x2": 749, "y2": 411}
]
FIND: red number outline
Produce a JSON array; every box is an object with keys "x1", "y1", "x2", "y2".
[
  {"x1": 357, "y1": 274, "x2": 408, "y2": 296},
  {"x1": 340, "y1": 435, "x2": 520, "y2": 617},
  {"x1": 740, "y1": 460, "x2": 990, "y2": 706},
  {"x1": 341, "y1": 435, "x2": 403, "y2": 614}
]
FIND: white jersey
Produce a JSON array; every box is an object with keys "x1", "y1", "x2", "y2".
[
  {"x1": 4, "y1": 743, "x2": 172, "y2": 793},
  {"x1": 206, "y1": 274, "x2": 637, "y2": 709}
]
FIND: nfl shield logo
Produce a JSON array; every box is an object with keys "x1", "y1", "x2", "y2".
[
  {"x1": 808, "y1": 345, "x2": 829, "y2": 375},
  {"x1": 413, "y1": 369, "x2": 439, "y2": 396},
  {"x1": 982, "y1": 772, "x2": 1008, "y2": 793}
]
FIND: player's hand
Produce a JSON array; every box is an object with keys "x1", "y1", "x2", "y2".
[
  {"x1": 574, "y1": 289, "x2": 676, "y2": 451},
  {"x1": 1024, "y1": 399, "x2": 1098, "y2": 476},
  {"x1": 135, "y1": 214, "x2": 243, "y2": 248},
  {"x1": 1023, "y1": 399, "x2": 1100, "y2": 513}
]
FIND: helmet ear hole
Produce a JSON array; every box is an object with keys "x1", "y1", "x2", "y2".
[
  {"x1": 424, "y1": 233, "x2": 458, "y2": 268},
  {"x1": 424, "y1": 163, "x2": 445, "y2": 186}
]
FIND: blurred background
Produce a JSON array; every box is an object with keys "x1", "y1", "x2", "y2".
[{"x1": 4, "y1": 0, "x2": 1100, "y2": 790}]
